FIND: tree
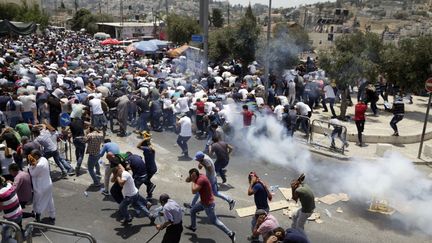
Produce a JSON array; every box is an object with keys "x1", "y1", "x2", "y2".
[
  {"x1": 60, "y1": 1, "x2": 66, "y2": 9},
  {"x1": 319, "y1": 32, "x2": 383, "y2": 118},
  {"x1": 70, "y1": 9, "x2": 113, "y2": 34},
  {"x1": 380, "y1": 36, "x2": 432, "y2": 95},
  {"x1": 212, "y1": 8, "x2": 224, "y2": 28},
  {"x1": 166, "y1": 14, "x2": 201, "y2": 44},
  {"x1": 232, "y1": 4, "x2": 260, "y2": 70},
  {"x1": 208, "y1": 27, "x2": 236, "y2": 63}
]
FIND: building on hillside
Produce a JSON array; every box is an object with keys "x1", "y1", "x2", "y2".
[{"x1": 97, "y1": 22, "x2": 165, "y2": 40}]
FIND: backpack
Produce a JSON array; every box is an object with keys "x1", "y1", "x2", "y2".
[{"x1": 7, "y1": 98, "x2": 16, "y2": 111}]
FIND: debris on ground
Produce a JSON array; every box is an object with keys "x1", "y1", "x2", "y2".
[
  {"x1": 315, "y1": 218, "x2": 324, "y2": 224},
  {"x1": 307, "y1": 212, "x2": 321, "y2": 221},
  {"x1": 318, "y1": 193, "x2": 341, "y2": 205},
  {"x1": 278, "y1": 187, "x2": 292, "y2": 200},
  {"x1": 336, "y1": 207, "x2": 343, "y2": 213},
  {"x1": 368, "y1": 198, "x2": 395, "y2": 215}
]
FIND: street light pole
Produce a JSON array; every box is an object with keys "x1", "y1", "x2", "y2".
[
  {"x1": 202, "y1": 0, "x2": 209, "y2": 74},
  {"x1": 263, "y1": 0, "x2": 272, "y2": 103}
]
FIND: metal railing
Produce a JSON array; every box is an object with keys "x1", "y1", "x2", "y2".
[
  {"x1": 310, "y1": 119, "x2": 348, "y2": 155},
  {"x1": 25, "y1": 222, "x2": 97, "y2": 243},
  {"x1": 0, "y1": 219, "x2": 23, "y2": 243}
]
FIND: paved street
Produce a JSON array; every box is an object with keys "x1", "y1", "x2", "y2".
[{"x1": 23, "y1": 129, "x2": 432, "y2": 243}]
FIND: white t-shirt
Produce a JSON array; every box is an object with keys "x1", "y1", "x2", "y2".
[
  {"x1": 324, "y1": 85, "x2": 336, "y2": 99},
  {"x1": 274, "y1": 105, "x2": 284, "y2": 121},
  {"x1": 121, "y1": 171, "x2": 138, "y2": 197},
  {"x1": 89, "y1": 98, "x2": 104, "y2": 115},
  {"x1": 19, "y1": 95, "x2": 36, "y2": 112},
  {"x1": 70, "y1": 103, "x2": 86, "y2": 119},
  {"x1": 176, "y1": 97, "x2": 189, "y2": 113},
  {"x1": 296, "y1": 102, "x2": 311, "y2": 116},
  {"x1": 179, "y1": 116, "x2": 192, "y2": 137},
  {"x1": 238, "y1": 89, "x2": 248, "y2": 100}
]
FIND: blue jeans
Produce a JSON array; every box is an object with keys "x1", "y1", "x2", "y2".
[
  {"x1": 134, "y1": 174, "x2": 148, "y2": 190},
  {"x1": 22, "y1": 111, "x2": 34, "y2": 125},
  {"x1": 1, "y1": 216, "x2": 22, "y2": 243},
  {"x1": 119, "y1": 193, "x2": 153, "y2": 221},
  {"x1": 215, "y1": 159, "x2": 228, "y2": 182},
  {"x1": 190, "y1": 202, "x2": 232, "y2": 236},
  {"x1": 87, "y1": 154, "x2": 100, "y2": 184},
  {"x1": 191, "y1": 179, "x2": 232, "y2": 206},
  {"x1": 137, "y1": 112, "x2": 150, "y2": 131},
  {"x1": 44, "y1": 150, "x2": 67, "y2": 173},
  {"x1": 176, "y1": 135, "x2": 191, "y2": 155},
  {"x1": 73, "y1": 138, "x2": 86, "y2": 169}
]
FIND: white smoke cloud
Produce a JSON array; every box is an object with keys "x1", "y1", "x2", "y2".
[{"x1": 226, "y1": 105, "x2": 432, "y2": 235}]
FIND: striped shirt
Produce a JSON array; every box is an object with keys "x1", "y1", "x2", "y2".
[{"x1": 0, "y1": 183, "x2": 23, "y2": 220}]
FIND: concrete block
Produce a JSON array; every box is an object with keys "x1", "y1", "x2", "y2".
[
  {"x1": 376, "y1": 143, "x2": 393, "y2": 157},
  {"x1": 423, "y1": 144, "x2": 432, "y2": 158}
]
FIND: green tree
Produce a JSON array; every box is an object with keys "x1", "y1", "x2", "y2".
[
  {"x1": 232, "y1": 4, "x2": 260, "y2": 69},
  {"x1": 212, "y1": 8, "x2": 224, "y2": 28},
  {"x1": 319, "y1": 32, "x2": 382, "y2": 118},
  {"x1": 166, "y1": 14, "x2": 201, "y2": 44},
  {"x1": 380, "y1": 37, "x2": 432, "y2": 94},
  {"x1": 208, "y1": 26, "x2": 236, "y2": 63},
  {"x1": 70, "y1": 9, "x2": 112, "y2": 34}
]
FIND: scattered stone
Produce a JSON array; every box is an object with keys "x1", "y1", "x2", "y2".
[
  {"x1": 315, "y1": 218, "x2": 324, "y2": 224},
  {"x1": 307, "y1": 212, "x2": 321, "y2": 221},
  {"x1": 336, "y1": 207, "x2": 343, "y2": 213},
  {"x1": 319, "y1": 194, "x2": 340, "y2": 205}
]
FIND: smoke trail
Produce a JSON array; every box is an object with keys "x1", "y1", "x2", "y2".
[{"x1": 226, "y1": 105, "x2": 432, "y2": 235}]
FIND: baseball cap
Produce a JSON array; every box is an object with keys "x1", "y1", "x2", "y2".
[{"x1": 194, "y1": 151, "x2": 205, "y2": 160}]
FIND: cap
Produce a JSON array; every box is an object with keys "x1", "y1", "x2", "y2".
[
  {"x1": 255, "y1": 209, "x2": 267, "y2": 216},
  {"x1": 194, "y1": 151, "x2": 205, "y2": 160},
  {"x1": 142, "y1": 131, "x2": 152, "y2": 140}
]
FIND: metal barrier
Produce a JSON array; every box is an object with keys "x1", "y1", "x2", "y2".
[
  {"x1": 0, "y1": 219, "x2": 24, "y2": 243},
  {"x1": 25, "y1": 222, "x2": 97, "y2": 243},
  {"x1": 310, "y1": 119, "x2": 348, "y2": 155}
]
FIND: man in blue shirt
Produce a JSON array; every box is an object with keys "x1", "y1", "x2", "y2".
[
  {"x1": 248, "y1": 172, "x2": 272, "y2": 242},
  {"x1": 99, "y1": 139, "x2": 120, "y2": 196},
  {"x1": 125, "y1": 152, "x2": 147, "y2": 190},
  {"x1": 156, "y1": 193, "x2": 183, "y2": 243}
]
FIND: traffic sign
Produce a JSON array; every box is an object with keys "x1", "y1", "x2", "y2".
[
  {"x1": 191, "y1": 34, "x2": 203, "y2": 43},
  {"x1": 425, "y1": 77, "x2": 432, "y2": 93}
]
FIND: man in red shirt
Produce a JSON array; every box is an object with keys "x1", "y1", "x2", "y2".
[
  {"x1": 354, "y1": 100, "x2": 367, "y2": 147},
  {"x1": 242, "y1": 105, "x2": 255, "y2": 127},
  {"x1": 185, "y1": 168, "x2": 236, "y2": 242},
  {"x1": 194, "y1": 99, "x2": 206, "y2": 137}
]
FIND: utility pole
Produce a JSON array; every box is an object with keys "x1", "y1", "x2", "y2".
[
  {"x1": 201, "y1": 0, "x2": 209, "y2": 74},
  {"x1": 120, "y1": 0, "x2": 124, "y2": 25},
  {"x1": 227, "y1": 1, "x2": 230, "y2": 25},
  {"x1": 165, "y1": 0, "x2": 169, "y2": 16},
  {"x1": 263, "y1": 0, "x2": 272, "y2": 103}
]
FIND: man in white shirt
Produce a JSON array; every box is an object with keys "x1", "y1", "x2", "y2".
[
  {"x1": 176, "y1": 113, "x2": 192, "y2": 159},
  {"x1": 322, "y1": 83, "x2": 337, "y2": 118},
  {"x1": 88, "y1": 95, "x2": 107, "y2": 130},
  {"x1": 175, "y1": 94, "x2": 189, "y2": 114},
  {"x1": 115, "y1": 164, "x2": 155, "y2": 225},
  {"x1": 295, "y1": 102, "x2": 312, "y2": 136},
  {"x1": 19, "y1": 92, "x2": 37, "y2": 124}
]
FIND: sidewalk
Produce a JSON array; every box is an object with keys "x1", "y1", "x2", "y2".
[{"x1": 306, "y1": 95, "x2": 432, "y2": 163}]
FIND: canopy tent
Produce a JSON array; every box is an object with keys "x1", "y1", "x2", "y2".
[
  {"x1": 167, "y1": 45, "x2": 189, "y2": 58},
  {"x1": 135, "y1": 41, "x2": 159, "y2": 54},
  {"x1": 100, "y1": 38, "x2": 121, "y2": 45},
  {"x1": 148, "y1": 39, "x2": 169, "y2": 49},
  {"x1": 0, "y1": 20, "x2": 37, "y2": 36}
]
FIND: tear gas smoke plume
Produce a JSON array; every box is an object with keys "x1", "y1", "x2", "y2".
[{"x1": 226, "y1": 104, "x2": 432, "y2": 235}]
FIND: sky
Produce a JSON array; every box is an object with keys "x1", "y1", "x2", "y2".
[{"x1": 226, "y1": 0, "x2": 337, "y2": 8}]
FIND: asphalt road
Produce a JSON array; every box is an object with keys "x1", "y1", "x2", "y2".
[{"x1": 22, "y1": 129, "x2": 432, "y2": 243}]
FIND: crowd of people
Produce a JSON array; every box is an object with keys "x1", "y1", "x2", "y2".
[{"x1": 0, "y1": 27, "x2": 407, "y2": 242}]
